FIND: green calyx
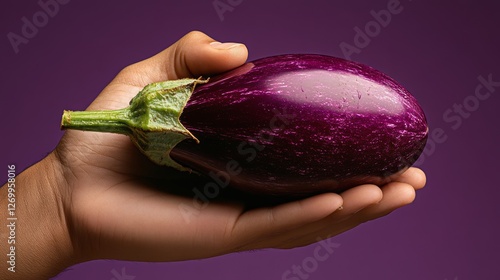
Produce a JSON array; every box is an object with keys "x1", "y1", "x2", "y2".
[{"x1": 61, "y1": 78, "x2": 208, "y2": 171}]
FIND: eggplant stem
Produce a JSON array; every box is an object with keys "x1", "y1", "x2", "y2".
[
  {"x1": 59, "y1": 78, "x2": 209, "y2": 171},
  {"x1": 61, "y1": 108, "x2": 132, "y2": 135}
]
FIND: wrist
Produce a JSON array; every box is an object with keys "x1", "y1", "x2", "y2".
[{"x1": 0, "y1": 152, "x2": 76, "y2": 279}]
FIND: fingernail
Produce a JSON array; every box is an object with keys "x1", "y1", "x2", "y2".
[
  {"x1": 210, "y1": 41, "x2": 243, "y2": 50},
  {"x1": 337, "y1": 205, "x2": 344, "y2": 211}
]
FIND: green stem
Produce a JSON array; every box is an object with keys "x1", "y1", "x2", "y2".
[{"x1": 61, "y1": 108, "x2": 132, "y2": 135}]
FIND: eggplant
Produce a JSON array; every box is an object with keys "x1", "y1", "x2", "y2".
[{"x1": 61, "y1": 54, "x2": 428, "y2": 196}]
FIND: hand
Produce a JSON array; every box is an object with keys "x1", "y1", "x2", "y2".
[{"x1": 0, "y1": 31, "x2": 426, "y2": 279}]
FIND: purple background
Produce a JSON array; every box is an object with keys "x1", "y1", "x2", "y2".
[{"x1": 1, "y1": 0, "x2": 499, "y2": 279}]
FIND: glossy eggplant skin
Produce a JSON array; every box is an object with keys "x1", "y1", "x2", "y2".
[{"x1": 171, "y1": 54, "x2": 428, "y2": 196}]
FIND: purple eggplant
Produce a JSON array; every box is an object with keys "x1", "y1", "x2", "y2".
[{"x1": 61, "y1": 54, "x2": 428, "y2": 196}]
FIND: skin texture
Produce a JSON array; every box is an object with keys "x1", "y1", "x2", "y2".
[{"x1": 0, "y1": 31, "x2": 426, "y2": 280}]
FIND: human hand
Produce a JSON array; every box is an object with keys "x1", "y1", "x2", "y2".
[{"x1": 0, "y1": 31, "x2": 426, "y2": 279}]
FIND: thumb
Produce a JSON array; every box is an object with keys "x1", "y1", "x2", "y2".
[
  {"x1": 112, "y1": 30, "x2": 248, "y2": 87},
  {"x1": 167, "y1": 31, "x2": 249, "y2": 78},
  {"x1": 89, "y1": 31, "x2": 248, "y2": 110}
]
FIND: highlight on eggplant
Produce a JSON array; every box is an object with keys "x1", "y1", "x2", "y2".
[{"x1": 61, "y1": 54, "x2": 428, "y2": 196}]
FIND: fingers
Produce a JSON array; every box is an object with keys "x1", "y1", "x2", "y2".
[
  {"x1": 353, "y1": 182, "x2": 416, "y2": 221},
  {"x1": 230, "y1": 193, "x2": 343, "y2": 248},
  {"x1": 271, "y1": 182, "x2": 417, "y2": 249},
  {"x1": 303, "y1": 182, "x2": 416, "y2": 243},
  {"x1": 112, "y1": 31, "x2": 248, "y2": 88},
  {"x1": 258, "y1": 185, "x2": 383, "y2": 247},
  {"x1": 333, "y1": 184, "x2": 383, "y2": 216},
  {"x1": 229, "y1": 185, "x2": 382, "y2": 251},
  {"x1": 392, "y1": 167, "x2": 427, "y2": 190}
]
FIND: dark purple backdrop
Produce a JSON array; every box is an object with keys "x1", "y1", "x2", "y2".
[{"x1": 1, "y1": 0, "x2": 499, "y2": 279}]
